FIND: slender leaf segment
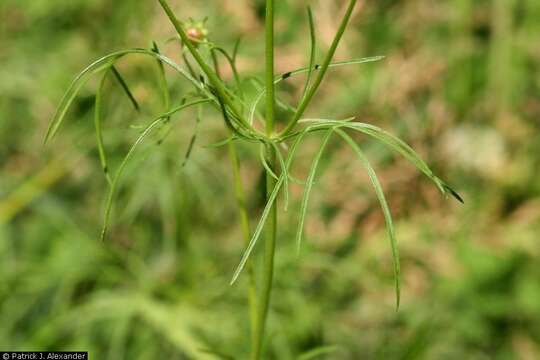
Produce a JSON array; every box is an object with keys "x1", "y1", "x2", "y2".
[{"x1": 281, "y1": 0, "x2": 358, "y2": 137}]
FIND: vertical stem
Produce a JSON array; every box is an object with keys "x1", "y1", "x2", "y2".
[
  {"x1": 212, "y1": 47, "x2": 259, "y2": 347},
  {"x1": 265, "y1": 0, "x2": 275, "y2": 135},
  {"x1": 254, "y1": 146, "x2": 276, "y2": 360},
  {"x1": 253, "y1": 0, "x2": 276, "y2": 359},
  {"x1": 227, "y1": 141, "x2": 259, "y2": 348}
]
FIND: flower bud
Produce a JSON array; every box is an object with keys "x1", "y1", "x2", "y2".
[{"x1": 184, "y1": 18, "x2": 209, "y2": 46}]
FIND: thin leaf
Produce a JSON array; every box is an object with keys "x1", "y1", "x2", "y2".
[
  {"x1": 198, "y1": 349, "x2": 234, "y2": 360},
  {"x1": 94, "y1": 69, "x2": 113, "y2": 185},
  {"x1": 248, "y1": 78, "x2": 296, "y2": 126},
  {"x1": 296, "y1": 128, "x2": 335, "y2": 253},
  {"x1": 300, "y1": 6, "x2": 316, "y2": 103},
  {"x1": 277, "y1": 56, "x2": 385, "y2": 82},
  {"x1": 204, "y1": 136, "x2": 238, "y2": 149},
  {"x1": 232, "y1": 37, "x2": 242, "y2": 64},
  {"x1": 151, "y1": 41, "x2": 171, "y2": 115},
  {"x1": 282, "y1": 0, "x2": 359, "y2": 135},
  {"x1": 248, "y1": 56, "x2": 384, "y2": 125},
  {"x1": 337, "y1": 129, "x2": 401, "y2": 309},
  {"x1": 296, "y1": 119, "x2": 457, "y2": 199},
  {"x1": 45, "y1": 48, "x2": 210, "y2": 144},
  {"x1": 259, "y1": 143, "x2": 280, "y2": 182},
  {"x1": 298, "y1": 345, "x2": 341, "y2": 360},
  {"x1": 442, "y1": 183, "x2": 464, "y2": 204},
  {"x1": 100, "y1": 99, "x2": 211, "y2": 242},
  {"x1": 270, "y1": 142, "x2": 290, "y2": 211},
  {"x1": 207, "y1": 43, "x2": 259, "y2": 141},
  {"x1": 111, "y1": 66, "x2": 140, "y2": 112},
  {"x1": 182, "y1": 51, "x2": 198, "y2": 79},
  {"x1": 156, "y1": 96, "x2": 189, "y2": 145},
  {"x1": 210, "y1": 45, "x2": 243, "y2": 98},
  {"x1": 181, "y1": 104, "x2": 203, "y2": 168},
  {"x1": 259, "y1": 141, "x2": 301, "y2": 211},
  {"x1": 299, "y1": 116, "x2": 355, "y2": 124},
  {"x1": 256, "y1": 140, "x2": 295, "y2": 211},
  {"x1": 230, "y1": 127, "x2": 313, "y2": 284},
  {"x1": 214, "y1": 91, "x2": 257, "y2": 141}
]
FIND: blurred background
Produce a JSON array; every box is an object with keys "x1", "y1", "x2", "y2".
[{"x1": 1, "y1": 0, "x2": 540, "y2": 358}]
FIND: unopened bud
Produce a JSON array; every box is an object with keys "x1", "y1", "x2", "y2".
[{"x1": 184, "y1": 19, "x2": 209, "y2": 46}]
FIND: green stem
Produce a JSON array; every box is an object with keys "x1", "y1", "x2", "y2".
[
  {"x1": 254, "y1": 151, "x2": 277, "y2": 360},
  {"x1": 227, "y1": 140, "x2": 259, "y2": 348},
  {"x1": 253, "y1": 1, "x2": 277, "y2": 358},
  {"x1": 157, "y1": 0, "x2": 250, "y2": 129},
  {"x1": 264, "y1": 0, "x2": 275, "y2": 135},
  {"x1": 214, "y1": 43, "x2": 259, "y2": 349}
]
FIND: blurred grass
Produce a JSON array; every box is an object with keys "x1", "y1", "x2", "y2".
[{"x1": 1, "y1": 0, "x2": 540, "y2": 358}]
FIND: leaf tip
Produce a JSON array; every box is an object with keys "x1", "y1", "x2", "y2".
[
  {"x1": 99, "y1": 228, "x2": 107, "y2": 243},
  {"x1": 443, "y1": 184, "x2": 464, "y2": 204},
  {"x1": 43, "y1": 125, "x2": 56, "y2": 145},
  {"x1": 229, "y1": 273, "x2": 239, "y2": 286}
]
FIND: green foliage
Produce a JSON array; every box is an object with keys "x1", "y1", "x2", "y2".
[
  {"x1": 2, "y1": 0, "x2": 540, "y2": 358},
  {"x1": 43, "y1": 1, "x2": 458, "y2": 357}
]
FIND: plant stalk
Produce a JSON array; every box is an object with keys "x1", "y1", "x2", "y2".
[
  {"x1": 253, "y1": 0, "x2": 277, "y2": 358},
  {"x1": 213, "y1": 48, "x2": 259, "y2": 349},
  {"x1": 157, "y1": 0, "x2": 249, "y2": 128},
  {"x1": 227, "y1": 141, "x2": 259, "y2": 348}
]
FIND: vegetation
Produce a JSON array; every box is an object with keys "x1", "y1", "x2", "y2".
[{"x1": 1, "y1": 0, "x2": 540, "y2": 359}]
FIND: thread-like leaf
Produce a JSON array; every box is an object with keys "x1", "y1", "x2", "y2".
[
  {"x1": 111, "y1": 66, "x2": 140, "y2": 112},
  {"x1": 199, "y1": 349, "x2": 234, "y2": 360},
  {"x1": 45, "y1": 48, "x2": 210, "y2": 144},
  {"x1": 94, "y1": 69, "x2": 112, "y2": 186},
  {"x1": 181, "y1": 105, "x2": 203, "y2": 168},
  {"x1": 248, "y1": 57, "x2": 384, "y2": 125},
  {"x1": 281, "y1": 0, "x2": 359, "y2": 136},
  {"x1": 210, "y1": 45, "x2": 243, "y2": 98},
  {"x1": 182, "y1": 52, "x2": 198, "y2": 79},
  {"x1": 300, "y1": 6, "x2": 317, "y2": 104},
  {"x1": 270, "y1": 142, "x2": 290, "y2": 211},
  {"x1": 100, "y1": 99, "x2": 211, "y2": 242},
  {"x1": 337, "y1": 129, "x2": 401, "y2": 309},
  {"x1": 251, "y1": 79, "x2": 297, "y2": 114},
  {"x1": 277, "y1": 57, "x2": 385, "y2": 82},
  {"x1": 443, "y1": 183, "x2": 465, "y2": 204},
  {"x1": 248, "y1": 78, "x2": 296, "y2": 126},
  {"x1": 295, "y1": 119, "x2": 462, "y2": 201},
  {"x1": 204, "y1": 136, "x2": 238, "y2": 149},
  {"x1": 298, "y1": 345, "x2": 341, "y2": 360},
  {"x1": 232, "y1": 37, "x2": 242, "y2": 63},
  {"x1": 259, "y1": 143, "x2": 280, "y2": 182},
  {"x1": 214, "y1": 91, "x2": 259, "y2": 141},
  {"x1": 230, "y1": 128, "x2": 314, "y2": 284},
  {"x1": 151, "y1": 41, "x2": 171, "y2": 116},
  {"x1": 296, "y1": 128, "x2": 335, "y2": 253}
]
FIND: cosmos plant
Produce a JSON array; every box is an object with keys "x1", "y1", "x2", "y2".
[{"x1": 46, "y1": 0, "x2": 462, "y2": 358}]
